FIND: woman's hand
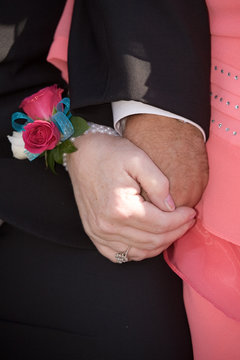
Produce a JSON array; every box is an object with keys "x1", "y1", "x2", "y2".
[{"x1": 67, "y1": 133, "x2": 196, "y2": 262}]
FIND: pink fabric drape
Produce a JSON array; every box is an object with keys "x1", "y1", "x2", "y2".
[
  {"x1": 47, "y1": 0, "x2": 74, "y2": 82},
  {"x1": 165, "y1": 0, "x2": 240, "y2": 322}
]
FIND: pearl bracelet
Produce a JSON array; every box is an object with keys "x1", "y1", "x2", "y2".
[
  {"x1": 84, "y1": 122, "x2": 119, "y2": 136},
  {"x1": 62, "y1": 122, "x2": 119, "y2": 171}
]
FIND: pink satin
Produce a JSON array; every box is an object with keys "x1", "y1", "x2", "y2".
[
  {"x1": 165, "y1": 221, "x2": 240, "y2": 321},
  {"x1": 47, "y1": 0, "x2": 74, "y2": 82},
  {"x1": 165, "y1": 0, "x2": 240, "y2": 322}
]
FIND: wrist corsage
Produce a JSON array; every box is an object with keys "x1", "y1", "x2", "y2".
[{"x1": 7, "y1": 85, "x2": 89, "y2": 173}]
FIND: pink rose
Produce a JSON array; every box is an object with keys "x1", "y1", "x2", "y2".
[
  {"x1": 20, "y1": 85, "x2": 63, "y2": 120},
  {"x1": 23, "y1": 120, "x2": 61, "y2": 154}
]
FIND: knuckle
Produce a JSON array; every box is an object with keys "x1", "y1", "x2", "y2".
[
  {"x1": 133, "y1": 254, "x2": 146, "y2": 262},
  {"x1": 108, "y1": 204, "x2": 131, "y2": 222},
  {"x1": 131, "y1": 249, "x2": 148, "y2": 262},
  {"x1": 147, "y1": 237, "x2": 161, "y2": 251},
  {"x1": 105, "y1": 191, "x2": 135, "y2": 222},
  {"x1": 160, "y1": 175, "x2": 169, "y2": 189},
  {"x1": 150, "y1": 174, "x2": 169, "y2": 195}
]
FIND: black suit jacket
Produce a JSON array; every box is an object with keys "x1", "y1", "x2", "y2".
[
  {"x1": 0, "y1": 0, "x2": 211, "y2": 249},
  {"x1": 69, "y1": 0, "x2": 211, "y2": 134}
]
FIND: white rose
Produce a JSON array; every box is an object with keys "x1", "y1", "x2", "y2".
[{"x1": 7, "y1": 131, "x2": 27, "y2": 160}]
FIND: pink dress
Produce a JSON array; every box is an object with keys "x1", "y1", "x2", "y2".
[
  {"x1": 165, "y1": 0, "x2": 240, "y2": 322},
  {"x1": 164, "y1": 0, "x2": 240, "y2": 357}
]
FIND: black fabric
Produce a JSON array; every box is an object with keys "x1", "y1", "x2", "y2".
[
  {"x1": 69, "y1": 0, "x2": 211, "y2": 135},
  {"x1": 0, "y1": 0, "x2": 96, "y2": 248},
  {"x1": 0, "y1": 223, "x2": 193, "y2": 360},
  {"x1": 0, "y1": 0, "x2": 67, "y2": 139},
  {"x1": 0, "y1": 158, "x2": 94, "y2": 248}
]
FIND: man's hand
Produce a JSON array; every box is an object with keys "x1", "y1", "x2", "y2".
[
  {"x1": 67, "y1": 133, "x2": 196, "y2": 262},
  {"x1": 124, "y1": 114, "x2": 209, "y2": 208}
]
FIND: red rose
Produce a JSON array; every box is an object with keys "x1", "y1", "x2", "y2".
[
  {"x1": 23, "y1": 120, "x2": 60, "y2": 154},
  {"x1": 20, "y1": 85, "x2": 63, "y2": 120}
]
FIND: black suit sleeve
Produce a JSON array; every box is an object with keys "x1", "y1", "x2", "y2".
[
  {"x1": 68, "y1": 0, "x2": 211, "y2": 136},
  {"x1": 0, "y1": 0, "x2": 95, "y2": 249}
]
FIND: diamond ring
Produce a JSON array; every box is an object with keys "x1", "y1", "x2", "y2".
[{"x1": 115, "y1": 247, "x2": 130, "y2": 264}]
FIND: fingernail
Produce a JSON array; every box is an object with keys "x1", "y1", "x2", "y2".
[{"x1": 165, "y1": 194, "x2": 175, "y2": 211}]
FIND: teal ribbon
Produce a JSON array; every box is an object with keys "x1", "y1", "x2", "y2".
[
  {"x1": 51, "y1": 97, "x2": 74, "y2": 141},
  {"x1": 24, "y1": 150, "x2": 40, "y2": 161},
  {"x1": 11, "y1": 112, "x2": 33, "y2": 132}
]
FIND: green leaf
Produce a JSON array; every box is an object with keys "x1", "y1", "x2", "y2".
[
  {"x1": 50, "y1": 140, "x2": 77, "y2": 166},
  {"x1": 46, "y1": 150, "x2": 57, "y2": 174},
  {"x1": 59, "y1": 139, "x2": 77, "y2": 154},
  {"x1": 70, "y1": 116, "x2": 89, "y2": 137},
  {"x1": 51, "y1": 146, "x2": 62, "y2": 165}
]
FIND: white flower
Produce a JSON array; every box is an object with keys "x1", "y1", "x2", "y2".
[{"x1": 7, "y1": 131, "x2": 27, "y2": 159}]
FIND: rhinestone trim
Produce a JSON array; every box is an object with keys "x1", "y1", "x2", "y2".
[
  {"x1": 211, "y1": 119, "x2": 239, "y2": 136},
  {"x1": 212, "y1": 64, "x2": 239, "y2": 80},
  {"x1": 212, "y1": 92, "x2": 240, "y2": 111}
]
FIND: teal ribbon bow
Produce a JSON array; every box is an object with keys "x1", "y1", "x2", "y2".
[{"x1": 51, "y1": 97, "x2": 74, "y2": 141}]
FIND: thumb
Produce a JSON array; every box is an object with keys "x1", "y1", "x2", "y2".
[{"x1": 130, "y1": 153, "x2": 175, "y2": 212}]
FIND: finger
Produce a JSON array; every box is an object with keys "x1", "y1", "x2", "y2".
[
  {"x1": 128, "y1": 152, "x2": 175, "y2": 212},
  {"x1": 93, "y1": 242, "x2": 130, "y2": 263},
  {"x1": 94, "y1": 243, "x2": 145, "y2": 263},
  {"x1": 78, "y1": 187, "x2": 196, "y2": 248},
  {"x1": 108, "y1": 195, "x2": 196, "y2": 233},
  {"x1": 89, "y1": 218, "x2": 196, "y2": 253},
  {"x1": 138, "y1": 204, "x2": 196, "y2": 233},
  {"x1": 90, "y1": 218, "x2": 195, "y2": 263},
  {"x1": 129, "y1": 219, "x2": 196, "y2": 260}
]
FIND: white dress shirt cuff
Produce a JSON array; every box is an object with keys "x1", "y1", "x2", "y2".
[{"x1": 112, "y1": 100, "x2": 206, "y2": 142}]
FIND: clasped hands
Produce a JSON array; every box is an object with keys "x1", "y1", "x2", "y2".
[{"x1": 68, "y1": 114, "x2": 209, "y2": 262}]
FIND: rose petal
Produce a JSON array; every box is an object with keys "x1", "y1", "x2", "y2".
[
  {"x1": 7, "y1": 132, "x2": 25, "y2": 147},
  {"x1": 20, "y1": 85, "x2": 64, "y2": 120},
  {"x1": 23, "y1": 120, "x2": 60, "y2": 153},
  {"x1": 7, "y1": 131, "x2": 27, "y2": 159}
]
